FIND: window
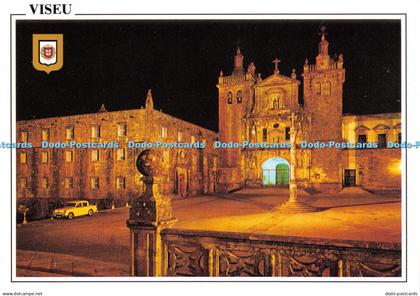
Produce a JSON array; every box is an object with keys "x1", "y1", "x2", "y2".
[
  {"x1": 285, "y1": 127, "x2": 290, "y2": 141},
  {"x1": 21, "y1": 131, "x2": 28, "y2": 142},
  {"x1": 323, "y1": 81, "x2": 332, "y2": 95},
  {"x1": 358, "y1": 134, "x2": 367, "y2": 144},
  {"x1": 117, "y1": 123, "x2": 127, "y2": 137},
  {"x1": 90, "y1": 177, "x2": 99, "y2": 189},
  {"x1": 91, "y1": 150, "x2": 99, "y2": 162},
  {"x1": 41, "y1": 151, "x2": 49, "y2": 163},
  {"x1": 236, "y1": 90, "x2": 242, "y2": 103},
  {"x1": 315, "y1": 82, "x2": 321, "y2": 96},
  {"x1": 117, "y1": 148, "x2": 126, "y2": 160},
  {"x1": 65, "y1": 177, "x2": 73, "y2": 189},
  {"x1": 41, "y1": 177, "x2": 49, "y2": 189},
  {"x1": 273, "y1": 97, "x2": 280, "y2": 109},
  {"x1": 116, "y1": 177, "x2": 125, "y2": 189},
  {"x1": 177, "y1": 131, "x2": 183, "y2": 142},
  {"x1": 41, "y1": 128, "x2": 50, "y2": 142},
  {"x1": 20, "y1": 152, "x2": 27, "y2": 164},
  {"x1": 65, "y1": 150, "x2": 73, "y2": 162},
  {"x1": 91, "y1": 126, "x2": 100, "y2": 138},
  {"x1": 202, "y1": 138, "x2": 207, "y2": 147},
  {"x1": 378, "y1": 133, "x2": 387, "y2": 148},
  {"x1": 191, "y1": 135, "x2": 196, "y2": 144},
  {"x1": 262, "y1": 128, "x2": 268, "y2": 142},
  {"x1": 398, "y1": 132, "x2": 401, "y2": 144},
  {"x1": 227, "y1": 91, "x2": 233, "y2": 104},
  {"x1": 20, "y1": 177, "x2": 27, "y2": 189},
  {"x1": 161, "y1": 126, "x2": 167, "y2": 139},
  {"x1": 65, "y1": 127, "x2": 74, "y2": 140}
]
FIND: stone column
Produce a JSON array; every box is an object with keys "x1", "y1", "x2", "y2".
[
  {"x1": 277, "y1": 113, "x2": 315, "y2": 213},
  {"x1": 289, "y1": 115, "x2": 297, "y2": 203},
  {"x1": 127, "y1": 149, "x2": 176, "y2": 276}
]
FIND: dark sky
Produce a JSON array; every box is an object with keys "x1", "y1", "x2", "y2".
[{"x1": 16, "y1": 19, "x2": 401, "y2": 131}]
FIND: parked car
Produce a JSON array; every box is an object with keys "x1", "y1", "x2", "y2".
[{"x1": 52, "y1": 200, "x2": 98, "y2": 219}]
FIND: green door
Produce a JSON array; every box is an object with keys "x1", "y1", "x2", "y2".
[{"x1": 275, "y1": 163, "x2": 289, "y2": 185}]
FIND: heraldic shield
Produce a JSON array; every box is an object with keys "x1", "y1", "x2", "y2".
[{"x1": 32, "y1": 34, "x2": 63, "y2": 74}]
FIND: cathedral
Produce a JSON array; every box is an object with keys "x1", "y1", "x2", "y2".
[
  {"x1": 16, "y1": 29, "x2": 401, "y2": 219},
  {"x1": 217, "y1": 29, "x2": 401, "y2": 193}
]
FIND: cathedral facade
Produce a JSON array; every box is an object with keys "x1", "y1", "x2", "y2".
[{"x1": 217, "y1": 31, "x2": 401, "y2": 193}]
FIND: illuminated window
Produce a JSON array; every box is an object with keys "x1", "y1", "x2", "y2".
[
  {"x1": 65, "y1": 150, "x2": 73, "y2": 162},
  {"x1": 117, "y1": 148, "x2": 125, "y2": 160},
  {"x1": 202, "y1": 138, "x2": 207, "y2": 147},
  {"x1": 161, "y1": 126, "x2": 167, "y2": 139},
  {"x1": 41, "y1": 177, "x2": 49, "y2": 189},
  {"x1": 41, "y1": 151, "x2": 49, "y2": 163},
  {"x1": 91, "y1": 126, "x2": 100, "y2": 138},
  {"x1": 65, "y1": 127, "x2": 74, "y2": 140},
  {"x1": 20, "y1": 131, "x2": 28, "y2": 142},
  {"x1": 177, "y1": 131, "x2": 183, "y2": 142},
  {"x1": 285, "y1": 127, "x2": 290, "y2": 141},
  {"x1": 90, "y1": 177, "x2": 99, "y2": 189},
  {"x1": 323, "y1": 81, "x2": 332, "y2": 95},
  {"x1": 236, "y1": 90, "x2": 242, "y2": 103},
  {"x1": 65, "y1": 177, "x2": 73, "y2": 189},
  {"x1": 116, "y1": 177, "x2": 125, "y2": 189},
  {"x1": 117, "y1": 123, "x2": 127, "y2": 137},
  {"x1": 378, "y1": 134, "x2": 387, "y2": 148},
  {"x1": 315, "y1": 82, "x2": 321, "y2": 96},
  {"x1": 91, "y1": 150, "x2": 99, "y2": 162},
  {"x1": 41, "y1": 128, "x2": 50, "y2": 142},
  {"x1": 20, "y1": 152, "x2": 27, "y2": 164},
  {"x1": 20, "y1": 177, "x2": 27, "y2": 189},
  {"x1": 262, "y1": 128, "x2": 268, "y2": 142},
  {"x1": 191, "y1": 135, "x2": 195, "y2": 144},
  {"x1": 227, "y1": 91, "x2": 233, "y2": 104}
]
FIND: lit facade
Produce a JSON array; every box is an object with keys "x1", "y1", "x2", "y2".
[{"x1": 218, "y1": 31, "x2": 401, "y2": 192}]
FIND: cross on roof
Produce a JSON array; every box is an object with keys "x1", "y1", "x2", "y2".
[{"x1": 273, "y1": 58, "x2": 280, "y2": 75}]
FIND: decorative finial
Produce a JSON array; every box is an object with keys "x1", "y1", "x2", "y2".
[
  {"x1": 236, "y1": 47, "x2": 241, "y2": 55},
  {"x1": 219, "y1": 70, "x2": 224, "y2": 77},
  {"x1": 98, "y1": 103, "x2": 107, "y2": 113},
  {"x1": 305, "y1": 58, "x2": 308, "y2": 65},
  {"x1": 291, "y1": 68, "x2": 296, "y2": 79},
  {"x1": 247, "y1": 62, "x2": 256, "y2": 75},
  {"x1": 320, "y1": 26, "x2": 328, "y2": 40},
  {"x1": 272, "y1": 58, "x2": 281, "y2": 75},
  {"x1": 146, "y1": 89, "x2": 154, "y2": 110}
]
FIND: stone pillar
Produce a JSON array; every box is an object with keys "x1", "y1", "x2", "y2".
[
  {"x1": 289, "y1": 114, "x2": 297, "y2": 203},
  {"x1": 127, "y1": 149, "x2": 176, "y2": 276}
]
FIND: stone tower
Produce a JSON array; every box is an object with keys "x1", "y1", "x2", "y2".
[
  {"x1": 302, "y1": 28, "x2": 346, "y2": 192},
  {"x1": 217, "y1": 48, "x2": 256, "y2": 191}
]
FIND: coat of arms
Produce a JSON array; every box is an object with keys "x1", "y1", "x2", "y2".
[{"x1": 32, "y1": 34, "x2": 63, "y2": 74}]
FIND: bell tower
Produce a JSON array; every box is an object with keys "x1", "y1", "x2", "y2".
[
  {"x1": 217, "y1": 48, "x2": 256, "y2": 191},
  {"x1": 302, "y1": 27, "x2": 346, "y2": 192}
]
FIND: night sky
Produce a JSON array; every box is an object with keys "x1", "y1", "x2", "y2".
[{"x1": 16, "y1": 19, "x2": 401, "y2": 131}]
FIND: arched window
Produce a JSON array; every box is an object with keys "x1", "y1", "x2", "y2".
[
  {"x1": 315, "y1": 82, "x2": 321, "y2": 96},
  {"x1": 236, "y1": 90, "x2": 242, "y2": 103},
  {"x1": 323, "y1": 81, "x2": 331, "y2": 95},
  {"x1": 273, "y1": 97, "x2": 280, "y2": 109},
  {"x1": 227, "y1": 91, "x2": 232, "y2": 104}
]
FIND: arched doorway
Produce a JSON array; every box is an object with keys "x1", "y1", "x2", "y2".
[{"x1": 262, "y1": 157, "x2": 290, "y2": 186}]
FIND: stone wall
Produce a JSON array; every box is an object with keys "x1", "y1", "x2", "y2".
[{"x1": 16, "y1": 107, "x2": 218, "y2": 217}]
